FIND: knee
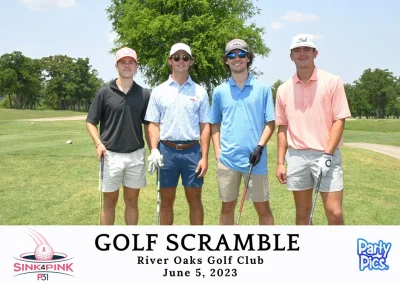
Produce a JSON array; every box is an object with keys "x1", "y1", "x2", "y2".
[
  {"x1": 103, "y1": 197, "x2": 118, "y2": 209},
  {"x1": 296, "y1": 204, "x2": 312, "y2": 217},
  {"x1": 326, "y1": 207, "x2": 343, "y2": 221},
  {"x1": 221, "y1": 202, "x2": 236, "y2": 214},
  {"x1": 124, "y1": 197, "x2": 138, "y2": 208}
]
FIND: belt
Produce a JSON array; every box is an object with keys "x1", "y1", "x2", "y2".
[{"x1": 161, "y1": 140, "x2": 198, "y2": 150}]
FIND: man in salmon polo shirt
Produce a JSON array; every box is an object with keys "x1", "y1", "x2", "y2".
[{"x1": 275, "y1": 34, "x2": 351, "y2": 225}]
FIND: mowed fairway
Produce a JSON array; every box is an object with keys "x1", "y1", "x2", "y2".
[{"x1": 1, "y1": 109, "x2": 399, "y2": 225}]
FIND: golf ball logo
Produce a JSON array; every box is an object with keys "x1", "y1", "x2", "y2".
[
  {"x1": 34, "y1": 243, "x2": 54, "y2": 261},
  {"x1": 13, "y1": 228, "x2": 75, "y2": 279}
]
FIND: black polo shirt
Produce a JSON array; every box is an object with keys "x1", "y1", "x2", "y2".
[{"x1": 86, "y1": 79, "x2": 151, "y2": 153}]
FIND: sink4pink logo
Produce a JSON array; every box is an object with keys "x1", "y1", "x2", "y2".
[{"x1": 13, "y1": 228, "x2": 74, "y2": 280}]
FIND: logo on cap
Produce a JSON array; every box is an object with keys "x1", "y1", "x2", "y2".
[{"x1": 297, "y1": 37, "x2": 308, "y2": 43}]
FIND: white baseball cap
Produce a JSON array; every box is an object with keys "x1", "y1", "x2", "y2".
[
  {"x1": 169, "y1": 43, "x2": 192, "y2": 57},
  {"x1": 290, "y1": 34, "x2": 317, "y2": 50}
]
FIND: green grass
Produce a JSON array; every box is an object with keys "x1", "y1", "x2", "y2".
[
  {"x1": 0, "y1": 108, "x2": 86, "y2": 120},
  {"x1": 345, "y1": 119, "x2": 400, "y2": 132},
  {"x1": 0, "y1": 111, "x2": 399, "y2": 225},
  {"x1": 343, "y1": 119, "x2": 400, "y2": 146}
]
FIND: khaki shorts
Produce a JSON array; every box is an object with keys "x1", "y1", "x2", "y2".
[
  {"x1": 286, "y1": 148, "x2": 343, "y2": 192},
  {"x1": 100, "y1": 149, "x2": 147, "y2": 192},
  {"x1": 216, "y1": 161, "x2": 270, "y2": 202}
]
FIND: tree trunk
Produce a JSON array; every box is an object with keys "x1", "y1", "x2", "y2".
[{"x1": 8, "y1": 93, "x2": 13, "y2": 108}]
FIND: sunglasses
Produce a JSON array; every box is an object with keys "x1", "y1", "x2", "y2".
[
  {"x1": 226, "y1": 51, "x2": 248, "y2": 59},
  {"x1": 171, "y1": 54, "x2": 191, "y2": 62}
]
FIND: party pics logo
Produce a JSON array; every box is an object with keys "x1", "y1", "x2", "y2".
[
  {"x1": 13, "y1": 228, "x2": 74, "y2": 280},
  {"x1": 357, "y1": 238, "x2": 391, "y2": 271}
]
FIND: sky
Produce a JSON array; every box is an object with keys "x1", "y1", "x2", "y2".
[{"x1": 1, "y1": 0, "x2": 399, "y2": 88}]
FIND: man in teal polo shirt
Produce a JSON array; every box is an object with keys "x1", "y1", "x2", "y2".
[{"x1": 210, "y1": 39, "x2": 276, "y2": 225}]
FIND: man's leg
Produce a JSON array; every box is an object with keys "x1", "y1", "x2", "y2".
[
  {"x1": 184, "y1": 187, "x2": 203, "y2": 225},
  {"x1": 220, "y1": 200, "x2": 237, "y2": 225},
  {"x1": 292, "y1": 189, "x2": 313, "y2": 225},
  {"x1": 248, "y1": 174, "x2": 273, "y2": 225},
  {"x1": 160, "y1": 187, "x2": 177, "y2": 225},
  {"x1": 101, "y1": 191, "x2": 119, "y2": 225},
  {"x1": 216, "y1": 161, "x2": 241, "y2": 225},
  {"x1": 123, "y1": 148, "x2": 147, "y2": 225},
  {"x1": 123, "y1": 186, "x2": 140, "y2": 225},
  {"x1": 320, "y1": 191, "x2": 344, "y2": 225},
  {"x1": 253, "y1": 201, "x2": 274, "y2": 225}
]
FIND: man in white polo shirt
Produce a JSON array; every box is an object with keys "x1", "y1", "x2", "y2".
[{"x1": 145, "y1": 43, "x2": 211, "y2": 225}]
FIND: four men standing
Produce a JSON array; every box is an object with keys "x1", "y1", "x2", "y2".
[{"x1": 87, "y1": 34, "x2": 350, "y2": 225}]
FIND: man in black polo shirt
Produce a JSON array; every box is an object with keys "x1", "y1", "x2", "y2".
[{"x1": 86, "y1": 47, "x2": 151, "y2": 225}]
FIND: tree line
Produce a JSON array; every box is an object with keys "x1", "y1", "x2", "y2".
[{"x1": 0, "y1": 51, "x2": 105, "y2": 111}]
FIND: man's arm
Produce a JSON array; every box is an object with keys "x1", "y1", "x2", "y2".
[
  {"x1": 324, "y1": 119, "x2": 346, "y2": 154},
  {"x1": 196, "y1": 122, "x2": 211, "y2": 178},
  {"x1": 276, "y1": 125, "x2": 288, "y2": 184},
  {"x1": 257, "y1": 120, "x2": 275, "y2": 146},
  {"x1": 211, "y1": 123, "x2": 221, "y2": 161},
  {"x1": 86, "y1": 122, "x2": 106, "y2": 161},
  {"x1": 144, "y1": 124, "x2": 151, "y2": 152},
  {"x1": 147, "y1": 122, "x2": 160, "y2": 150}
]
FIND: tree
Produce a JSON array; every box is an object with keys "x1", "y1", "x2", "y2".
[
  {"x1": 107, "y1": 0, "x2": 270, "y2": 93},
  {"x1": 271, "y1": 79, "x2": 283, "y2": 104},
  {"x1": 0, "y1": 52, "x2": 43, "y2": 109},
  {"x1": 354, "y1": 68, "x2": 398, "y2": 119}
]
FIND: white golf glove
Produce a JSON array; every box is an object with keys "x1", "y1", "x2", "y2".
[
  {"x1": 317, "y1": 153, "x2": 333, "y2": 177},
  {"x1": 148, "y1": 149, "x2": 163, "y2": 174}
]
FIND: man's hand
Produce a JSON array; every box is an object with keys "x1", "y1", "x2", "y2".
[
  {"x1": 195, "y1": 158, "x2": 208, "y2": 178},
  {"x1": 317, "y1": 153, "x2": 333, "y2": 177},
  {"x1": 148, "y1": 149, "x2": 163, "y2": 174},
  {"x1": 249, "y1": 145, "x2": 264, "y2": 166},
  {"x1": 276, "y1": 164, "x2": 287, "y2": 184},
  {"x1": 96, "y1": 143, "x2": 106, "y2": 161}
]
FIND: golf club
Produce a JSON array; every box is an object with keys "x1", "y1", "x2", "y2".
[
  {"x1": 309, "y1": 172, "x2": 322, "y2": 225},
  {"x1": 98, "y1": 155, "x2": 104, "y2": 225},
  {"x1": 156, "y1": 164, "x2": 161, "y2": 225},
  {"x1": 236, "y1": 164, "x2": 254, "y2": 225}
]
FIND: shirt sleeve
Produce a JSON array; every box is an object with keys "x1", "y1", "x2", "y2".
[
  {"x1": 86, "y1": 89, "x2": 104, "y2": 125},
  {"x1": 209, "y1": 90, "x2": 222, "y2": 124},
  {"x1": 141, "y1": 88, "x2": 151, "y2": 124},
  {"x1": 275, "y1": 86, "x2": 288, "y2": 126},
  {"x1": 144, "y1": 89, "x2": 160, "y2": 123},
  {"x1": 264, "y1": 86, "x2": 275, "y2": 123},
  {"x1": 331, "y1": 77, "x2": 352, "y2": 120},
  {"x1": 199, "y1": 90, "x2": 211, "y2": 123}
]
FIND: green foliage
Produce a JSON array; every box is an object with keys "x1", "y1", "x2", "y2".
[
  {"x1": 350, "y1": 68, "x2": 399, "y2": 119},
  {"x1": 271, "y1": 79, "x2": 283, "y2": 103},
  {"x1": 0, "y1": 51, "x2": 104, "y2": 111},
  {"x1": 107, "y1": 0, "x2": 270, "y2": 93}
]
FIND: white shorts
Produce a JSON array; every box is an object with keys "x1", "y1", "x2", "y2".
[
  {"x1": 99, "y1": 148, "x2": 147, "y2": 192},
  {"x1": 285, "y1": 148, "x2": 343, "y2": 192}
]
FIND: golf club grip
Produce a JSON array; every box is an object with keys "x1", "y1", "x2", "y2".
[{"x1": 100, "y1": 155, "x2": 104, "y2": 180}]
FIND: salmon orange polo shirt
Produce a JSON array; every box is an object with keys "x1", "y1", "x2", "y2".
[{"x1": 275, "y1": 67, "x2": 351, "y2": 151}]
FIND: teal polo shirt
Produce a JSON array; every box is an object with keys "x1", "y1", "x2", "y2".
[{"x1": 210, "y1": 74, "x2": 275, "y2": 174}]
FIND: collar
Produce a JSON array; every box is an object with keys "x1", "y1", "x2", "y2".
[
  {"x1": 167, "y1": 75, "x2": 194, "y2": 87},
  {"x1": 228, "y1": 73, "x2": 254, "y2": 87},
  {"x1": 293, "y1": 67, "x2": 319, "y2": 83},
  {"x1": 110, "y1": 79, "x2": 138, "y2": 93}
]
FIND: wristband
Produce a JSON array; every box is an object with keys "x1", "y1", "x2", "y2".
[{"x1": 96, "y1": 142, "x2": 102, "y2": 148}]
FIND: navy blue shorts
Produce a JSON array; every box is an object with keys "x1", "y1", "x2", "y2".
[{"x1": 159, "y1": 141, "x2": 203, "y2": 188}]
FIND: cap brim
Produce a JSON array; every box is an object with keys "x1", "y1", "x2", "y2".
[{"x1": 225, "y1": 48, "x2": 248, "y2": 55}]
